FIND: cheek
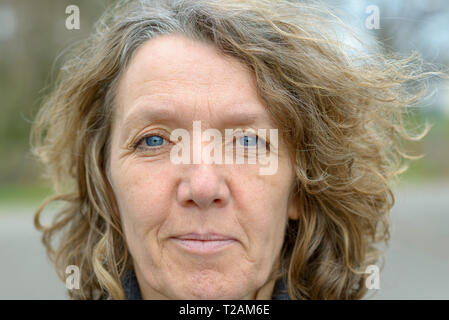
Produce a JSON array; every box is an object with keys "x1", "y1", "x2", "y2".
[
  {"x1": 235, "y1": 172, "x2": 291, "y2": 249},
  {"x1": 110, "y1": 160, "x2": 173, "y2": 239}
]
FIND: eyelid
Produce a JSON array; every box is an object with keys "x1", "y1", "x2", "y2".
[
  {"x1": 230, "y1": 133, "x2": 270, "y2": 152},
  {"x1": 129, "y1": 128, "x2": 271, "y2": 151},
  {"x1": 132, "y1": 129, "x2": 172, "y2": 150},
  {"x1": 234, "y1": 130, "x2": 269, "y2": 144}
]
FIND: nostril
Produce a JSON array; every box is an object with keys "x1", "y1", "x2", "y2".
[{"x1": 213, "y1": 199, "x2": 227, "y2": 208}]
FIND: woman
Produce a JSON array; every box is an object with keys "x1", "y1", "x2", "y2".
[{"x1": 31, "y1": 0, "x2": 432, "y2": 300}]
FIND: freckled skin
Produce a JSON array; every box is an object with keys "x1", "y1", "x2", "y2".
[{"x1": 108, "y1": 34, "x2": 298, "y2": 300}]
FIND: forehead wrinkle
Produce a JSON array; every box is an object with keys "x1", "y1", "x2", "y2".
[
  {"x1": 121, "y1": 104, "x2": 181, "y2": 134},
  {"x1": 121, "y1": 95, "x2": 274, "y2": 133}
]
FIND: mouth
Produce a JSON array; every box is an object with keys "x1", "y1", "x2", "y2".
[{"x1": 170, "y1": 233, "x2": 237, "y2": 254}]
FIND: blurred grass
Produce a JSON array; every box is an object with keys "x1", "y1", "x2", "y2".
[
  {"x1": 398, "y1": 157, "x2": 441, "y2": 184},
  {"x1": 0, "y1": 183, "x2": 52, "y2": 207}
]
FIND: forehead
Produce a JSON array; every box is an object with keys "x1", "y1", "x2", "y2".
[{"x1": 114, "y1": 34, "x2": 273, "y2": 128}]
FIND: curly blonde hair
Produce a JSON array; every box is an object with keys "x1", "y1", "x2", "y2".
[{"x1": 31, "y1": 0, "x2": 435, "y2": 299}]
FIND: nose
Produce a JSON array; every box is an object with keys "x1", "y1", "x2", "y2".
[{"x1": 177, "y1": 164, "x2": 230, "y2": 210}]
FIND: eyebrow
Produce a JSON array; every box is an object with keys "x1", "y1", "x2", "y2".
[
  {"x1": 121, "y1": 101, "x2": 271, "y2": 136},
  {"x1": 123, "y1": 107, "x2": 178, "y2": 130}
]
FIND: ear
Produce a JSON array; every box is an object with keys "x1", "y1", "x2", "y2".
[{"x1": 287, "y1": 190, "x2": 299, "y2": 220}]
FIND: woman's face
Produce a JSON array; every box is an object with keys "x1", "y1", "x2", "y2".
[{"x1": 108, "y1": 34, "x2": 298, "y2": 299}]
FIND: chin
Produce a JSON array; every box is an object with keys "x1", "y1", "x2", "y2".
[
  {"x1": 178, "y1": 288, "x2": 247, "y2": 300},
  {"x1": 173, "y1": 274, "x2": 250, "y2": 300}
]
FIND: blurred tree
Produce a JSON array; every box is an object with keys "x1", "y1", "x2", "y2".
[{"x1": 0, "y1": 0, "x2": 109, "y2": 185}]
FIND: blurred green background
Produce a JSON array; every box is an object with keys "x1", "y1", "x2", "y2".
[
  {"x1": 0, "y1": 0, "x2": 448, "y2": 206},
  {"x1": 0, "y1": 0, "x2": 109, "y2": 205}
]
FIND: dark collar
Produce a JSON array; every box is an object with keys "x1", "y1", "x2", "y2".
[{"x1": 121, "y1": 269, "x2": 290, "y2": 300}]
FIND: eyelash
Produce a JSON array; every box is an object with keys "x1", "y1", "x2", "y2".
[
  {"x1": 132, "y1": 131, "x2": 171, "y2": 152},
  {"x1": 132, "y1": 131, "x2": 270, "y2": 153}
]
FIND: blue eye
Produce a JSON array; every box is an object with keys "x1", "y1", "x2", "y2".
[
  {"x1": 145, "y1": 135, "x2": 165, "y2": 147},
  {"x1": 238, "y1": 135, "x2": 258, "y2": 147}
]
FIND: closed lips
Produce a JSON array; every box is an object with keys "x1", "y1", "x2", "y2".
[
  {"x1": 174, "y1": 233, "x2": 235, "y2": 241},
  {"x1": 171, "y1": 233, "x2": 236, "y2": 252}
]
